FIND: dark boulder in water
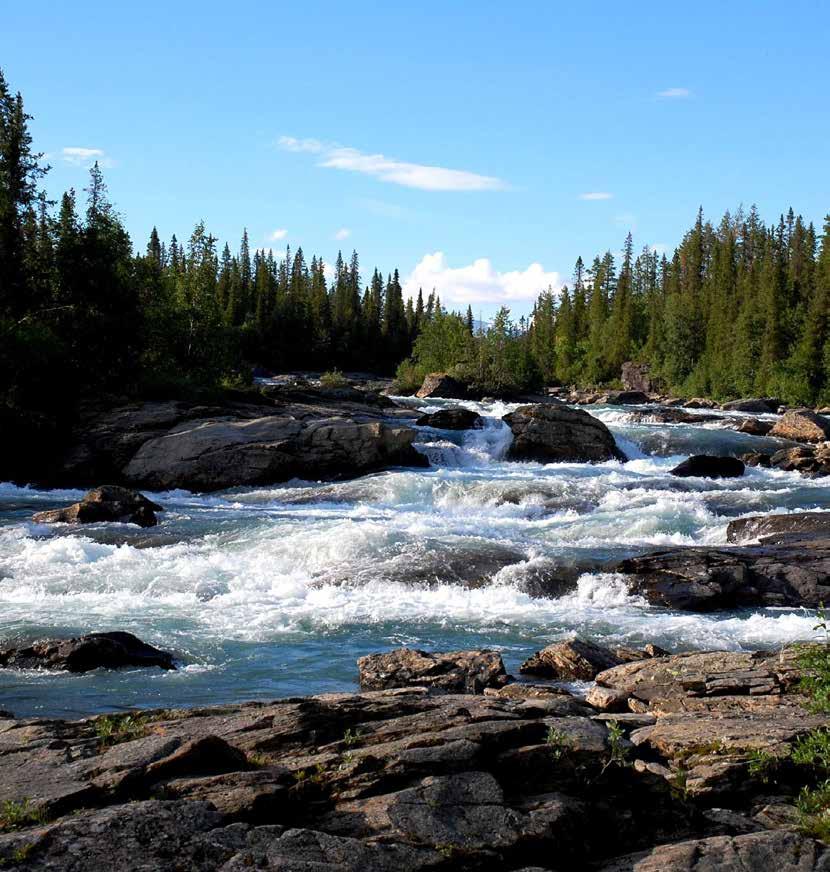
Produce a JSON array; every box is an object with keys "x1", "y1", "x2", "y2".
[
  {"x1": 415, "y1": 408, "x2": 482, "y2": 430},
  {"x1": 735, "y1": 417, "x2": 773, "y2": 436},
  {"x1": 670, "y1": 455, "x2": 745, "y2": 479},
  {"x1": 32, "y1": 485, "x2": 163, "y2": 528},
  {"x1": 503, "y1": 404, "x2": 626, "y2": 464},
  {"x1": 357, "y1": 647, "x2": 509, "y2": 693},
  {"x1": 603, "y1": 390, "x2": 650, "y2": 405},
  {"x1": 0, "y1": 631, "x2": 175, "y2": 672}
]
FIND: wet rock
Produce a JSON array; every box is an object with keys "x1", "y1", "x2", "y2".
[
  {"x1": 519, "y1": 638, "x2": 644, "y2": 680},
  {"x1": 627, "y1": 408, "x2": 722, "y2": 425},
  {"x1": 123, "y1": 415, "x2": 427, "y2": 491},
  {"x1": 616, "y1": 540, "x2": 830, "y2": 610},
  {"x1": 683, "y1": 398, "x2": 717, "y2": 409},
  {"x1": 414, "y1": 408, "x2": 482, "y2": 430},
  {"x1": 0, "y1": 631, "x2": 175, "y2": 672},
  {"x1": 503, "y1": 404, "x2": 626, "y2": 464},
  {"x1": 720, "y1": 398, "x2": 780, "y2": 414},
  {"x1": 599, "y1": 830, "x2": 828, "y2": 871},
  {"x1": 32, "y1": 485, "x2": 163, "y2": 528},
  {"x1": 769, "y1": 444, "x2": 830, "y2": 477},
  {"x1": 742, "y1": 451, "x2": 771, "y2": 467},
  {"x1": 670, "y1": 455, "x2": 745, "y2": 479},
  {"x1": 357, "y1": 648, "x2": 510, "y2": 694},
  {"x1": 769, "y1": 409, "x2": 830, "y2": 443},
  {"x1": 604, "y1": 390, "x2": 651, "y2": 405},
  {"x1": 727, "y1": 512, "x2": 830, "y2": 543},
  {"x1": 735, "y1": 417, "x2": 773, "y2": 436},
  {"x1": 415, "y1": 373, "x2": 469, "y2": 399},
  {"x1": 621, "y1": 362, "x2": 657, "y2": 394}
]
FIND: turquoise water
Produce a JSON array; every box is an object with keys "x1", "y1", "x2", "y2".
[{"x1": 1, "y1": 399, "x2": 828, "y2": 718}]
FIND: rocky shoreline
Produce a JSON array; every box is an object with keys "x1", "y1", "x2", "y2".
[{"x1": 0, "y1": 639, "x2": 828, "y2": 870}]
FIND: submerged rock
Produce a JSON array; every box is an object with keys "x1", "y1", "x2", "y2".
[
  {"x1": 503, "y1": 404, "x2": 626, "y2": 464},
  {"x1": 414, "y1": 408, "x2": 482, "y2": 430},
  {"x1": 769, "y1": 409, "x2": 830, "y2": 443},
  {"x1": 357, "y1": 647, "x2": 509, "y2": 693},
  {"x1": 670, "y1": 455, "x2": 745, "y2": 479},
  {"x1": 0, "y1": 631, "x2": 175, "y2": 672},
  {"x1": 32, "y1": 485, "x2": 163, "y2": 528},
  {"x1": 415, "y1": 372, "x2": 469, "y2": 399}
]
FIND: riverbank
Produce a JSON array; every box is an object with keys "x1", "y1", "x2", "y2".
[{"x1": 0, "y1": 641, "x2": 827, "y2": 870}]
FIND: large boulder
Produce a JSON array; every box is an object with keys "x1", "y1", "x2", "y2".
[
  {"x1": 727, "y1": 511, "x2": 830, "y2": 543},
  {"x1": 735, "y1": 417, "x2": 773, "y2": 436},
  {"x1": 682, "y1": 398, "x2": 717, "y2": 409},
  {"x1": 615, "y1": 539, "x2": 830, "y2": 610},
  {"x1": 768, "y1": 444, "x2": 830, "y2": 477},
  {"x1": 769, "y1": 409, "x2": 830, "y2": 443},
  {"x1": 720, "y1": 398, "x2": 780, "y2": 414},
  {"x1": 670, "y1": 455, "x2": 745, "y2": 479},
  {"x1": 0, "y1": 631, "x2": 175, "y2": 672},
  {"x1": 32, "y1": 485, "x2": 163, "y2": 528},
  {"x1": 357, "y1": 647, "x2": 509, "y2": 694},
  {"x1": 415, "y1": 408, "x2": 482, "y2": 430},
  {"x1": 621, "y1": 361, "x2": 656, "y2": 394},
  {"x1": 122, "y1": 416, "x2": 427, "y2": 492},
  {"x1": 520, "y1": 639, "x2": 636, "y2": 680},
  {"x1": 503, "y1": 404, "x2": 626, "y2": 464},
  {"x1": 415, "y1": 373, "x2": 469, "y2": 399}
]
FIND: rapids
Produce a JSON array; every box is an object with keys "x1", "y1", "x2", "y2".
[{"x1": 1, "y1": 398, "x2": 829, "y2": 717}]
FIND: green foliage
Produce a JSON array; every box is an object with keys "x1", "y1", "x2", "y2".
[
  {"x1": 94, "y1": 712, "x2": 150, "y2": 747},
  {"x1": 0, "y1": 800, "x2": 46, "y2": 832},
  {"x1": 342, "y1": 728, "x2": 364, "y2": 748},
  {"x1": 320, "y1": 369, "x2": 349, "y2": 389},
  {"x1": 601, "y1": 719, "x2": 630, "y2": 774},
  {"x1": 546, "y1": 725, "x2": 570, "y2": 761},
  {"x1": 797, "y1": 780, "x2": 830, "y2": 842}
]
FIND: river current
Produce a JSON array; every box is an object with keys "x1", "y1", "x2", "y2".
[{"x1": 1, "y1": 398, "x2": 828, "y2": 718}]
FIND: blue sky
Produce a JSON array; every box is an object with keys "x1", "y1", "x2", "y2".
[{"x1": 4, "y1": 0, "x2": 829, "y2": 316}]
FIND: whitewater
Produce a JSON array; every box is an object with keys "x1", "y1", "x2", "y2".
[{"x1": 2, "y1": 398, "x2": 829, "y2": 717}]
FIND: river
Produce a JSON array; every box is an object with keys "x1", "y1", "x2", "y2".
[{"x1": 1, "y1": 398, "x2": 828, "y2": 717}]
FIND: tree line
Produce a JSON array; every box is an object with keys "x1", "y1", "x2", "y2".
[
  {"x1": 3, "y1": 64, "x2": 830, "y2": 428},
  {"x1": 400, "y1": 208, "x2": 830, "y2": 403}
]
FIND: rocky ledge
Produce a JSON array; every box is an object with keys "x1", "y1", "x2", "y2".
[
  {"x1": 32, "y1": 387, "x2": 428, "y2": 492},
  {"x1": 0, "y1": 641, "x2": 828, "y2": 870}
]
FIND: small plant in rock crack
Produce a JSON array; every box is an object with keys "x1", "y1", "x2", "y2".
[
  {"x1": 600, "y1": 720, "x2": 630, "y2": 775},
  {"x1": 546, "y1": 726, "x2": 570, "y2": 761},
  {"x1": 94, "y1": 712, "x2": 150, "y2": 747},
  {"x1": 246, "y1": 752, "x2": 272, "y2": 769},
  {"x1": 747, "y1": 746, "x2": 789, "y2": 783},
  {"x1": 0, "y1": 800, "x2": 47, "y2": 832},
  {"x1": 342, "y1": 728, "x2": 364, "y2": 748}
]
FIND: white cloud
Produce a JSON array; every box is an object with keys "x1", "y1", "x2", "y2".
[
  {"x1": 269, "y1": 228, "x2": 288, "y2": 241},
  {"x1": 334, "y1": 227, "x2": 351, "y2": 241},
  {"x1": 579, "y1": 191, "x2": 613, "y2": 201},
  {"x1": 277, "y1": 135, "x2": 507, "y2": 192},
  {"x1": 61, "y1": 147, "x2": 115, "y2": 168},
  {"x1": 403, "y1": 252, "x2": 562, "y2": 306},
  {"x1": 657, "y1": 87, "x2": 691, "y2": 98}
]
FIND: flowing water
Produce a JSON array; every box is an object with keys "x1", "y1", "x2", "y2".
[{"x1": 2, "y1": 398, "x2": 829, "y2": 718}]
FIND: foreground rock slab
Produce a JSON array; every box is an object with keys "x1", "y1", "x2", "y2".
[
  {"x1": 503, "y1": 404, "x2": 626, "y2": 464},
  {"x1": 357, "y1": 648, "x2": 509, "y2": 693},
  {"x1": 32, "y1": 485, "x2": 163, "y2": 528},
  {"x1": 0, "y1": 631, "x2": 175, "y2": 672},
  {"x1": 519, "y1": 638, "x2": 664, "y2": 681},
  {"x1": 0, "y1": 641, "x2": 828, "y2": 871}
]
